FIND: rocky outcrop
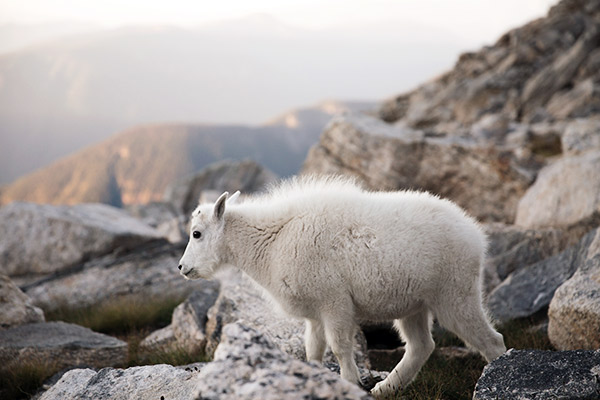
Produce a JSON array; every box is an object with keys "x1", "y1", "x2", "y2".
[
  {"x1": 473, "y1": 349, "x2": 600, "y2": 399},
  {"x1": 380, "y1": 0, "x2": 600, "y2": 133},
  {"x1": 303, "y1": 113, "x2": 533, "y2": 223},
  {"x1": 39, "y1": 363, "x2": 205, "y2": 400},
  {"x1": 515, "y1": 150, "x2": 600, "y2": 233},
  {"x1": 140, "y1": 282, "x2": 220, "y2": 354},
  {"x1": 164, "y1": 160, "x2": 277, "y2": 216},
  {"x1": 486, "y1": 229, "x2": 597, "y2": 322},
  {"x1": 0, "y1": 202, "x2": 162, "y2": 279},
  {"x1": 0, "y1": 321, "x2": 127, "y2": 371},
  {"x1": 0, "y1": 274, "x2": 44, "y2": 329},
  {"x1": 23, "y1": 241, "x2": 200, "y2": 311},
  {"x1": 549, "y1": 230, "x2": 600, "y2": 350}
]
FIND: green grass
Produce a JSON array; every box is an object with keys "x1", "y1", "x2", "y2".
[
  {"x1": 383, "y1": 316, "x2": 554, "y2": 400},
  {"x1": 1, "y1": 294, "x2": 210, "y2": 400}
]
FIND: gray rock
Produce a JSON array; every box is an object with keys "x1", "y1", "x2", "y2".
[
  {"x1": 0, "y1": 321, "x2": 127, "y2": 371},
  {"x1": 487, "y1": 229, "x2": 597, "y2": 322},
  {"x1": 562, "y1": 117, "x2": 600, "y2": 155},
  {"x1": 39, "y1": 364, "x2": 203, "y2": 400},
  {"x1": 126, "y1": 201, "x2": 188, "y2": 243},
  {"x1": 303, "y1": 113, "x2": 532, "y2": 223},
  {"x1": 205, "y1": 269, "x2": 370, "y2": 369},
  {"x1": 0, "y1": 274, "x2": 44, "y2": 329},
  {"x1": 164, "y1": 160, "x2": 277, "y2": 216},
  {"x1": 24, "y1": 241, "x2": 201, "y2": 311},
  {"x1": 0, "y1": 202, "x2": 162, "y2": 279},
  {"x1": 139, "y1": 324, "x2": 178, "y2": 352},
  {"x1": 140, "y1": 281, "x2": 220, "y2": 353},
  {"x1": 197, "y1": 322, "x2": 374, "y2": 400},
  {"x1": 473, "y1": 348, "x2": 600, "y2": 399},
  {"x1": 515, "y1": 151, "x2": 600, "y2": 231},
  {"x1": 483, "y1": 223, "x2": 571, "y2": 295},
  {"x1": 549, "y1": 230, "x2": 600, "y2": 350},
  {"x1": 171, "y1": 282, "x2": 220, "y2": 352}
]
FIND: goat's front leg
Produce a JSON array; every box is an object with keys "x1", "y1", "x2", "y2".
[
  {"x1": 323, "y1": 313, "x2": 360, "y2": 384},
  {"x1": 305, "y1": 318, "x2": 326, "y2": 362}
]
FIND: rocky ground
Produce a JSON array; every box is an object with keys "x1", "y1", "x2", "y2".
[{"x1": 1, "y1": 0, "x2": 600, "y2": 398}]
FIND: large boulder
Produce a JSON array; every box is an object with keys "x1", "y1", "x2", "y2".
[
  {"x1": 197, "y1": 322, "x2": 375, "y2": 400},
  {"x1": 473, "y1": 349, "x2": 600, "y2": 399},
  {"x1": 515, "y1": 150, "x2": 600, "y2": 232},
  {"x1": 23, "y1": 241, "x2": 199, "y2": 311},
  {"x1": 0, "y1": 202, "x2": 162, "y2": 279},
  {"x1": 39, "y1": 363, "x2": 204, "y2": 400},
  {"x1": 0, "y1": 274, "x2": 44, "y2": 329},
  {"x1": 483, "y1": 223, "x2": 571, "y2": 295},
  {"x1": 0, "y1": 321, "x2": 127, "y2": 371},
  {"x1": 205, "y1": 269, "x2": 370, "y2": 369},
  {"x1": 140, "y1": 282, "x2": 220, "y2": 354},
  {"x1": 164, "y1": 160, "x2": 277, "y2": 216},
  {"x1": 486, "y1": 228, "x2": 597, "y2": 322},
  {"x1": 549, "y1": 229, "x2": 600, "y2": 350},
  {"x1": 303, "y1": 113, "x2": 532, "y2": 223}
]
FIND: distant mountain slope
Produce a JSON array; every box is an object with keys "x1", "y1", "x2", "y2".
[
  {"x1": 0, "y1": 17, "x2": 465, "y2": 184},
  {"x1": 0, "y1": 101, "x2": 374, "y2": 206}
]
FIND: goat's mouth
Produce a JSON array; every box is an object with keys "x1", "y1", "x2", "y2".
[{"x1": 181, "y1": 268, "x2": 201, "y2": 280}]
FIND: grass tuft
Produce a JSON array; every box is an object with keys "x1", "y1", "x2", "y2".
[
  {"x1": 45, "y1": 295, "x2": 185, "y2": 335},
  {"x1": 0, "y1": 360, "x2": 58, "y2": 400}
]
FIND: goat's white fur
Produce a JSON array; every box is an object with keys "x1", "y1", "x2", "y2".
[{"x1": 179, "y1": 176, "x2": 506, "y2": 397}]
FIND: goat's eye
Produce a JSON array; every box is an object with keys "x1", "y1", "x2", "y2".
[{"x1": 192, "y1": 231, "x2": 201, "y2": 239}]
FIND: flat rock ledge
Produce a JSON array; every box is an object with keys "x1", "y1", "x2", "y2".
[
  {"x1": 0, "y1": 321, "x2": 127, "y2": 370},
  {"x1": 473, "y1": 349, "x2": 600, "y2": 400},
  {"x1": 39, "y1": 364, "x2": 205, "y2": 400}
]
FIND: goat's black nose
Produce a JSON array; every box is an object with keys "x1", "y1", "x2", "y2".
[{"x1": 178, "y1": 265, "x2": 182, "y2": 270}]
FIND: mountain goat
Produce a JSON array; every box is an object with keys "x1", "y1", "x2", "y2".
[{"x1": 178, "y1": 176, "x2": 506, "y2": 397}]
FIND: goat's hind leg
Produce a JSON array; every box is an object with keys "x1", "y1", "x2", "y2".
[
  {"x1": 372, "y1": 308, "x2": 435, "y2": 398},
  {"x1": 305, "y1": 318, "x2": 326, "y2": 362},
  {"x1": 435, "y1": 292, "x2": 506, "y2": 362}
]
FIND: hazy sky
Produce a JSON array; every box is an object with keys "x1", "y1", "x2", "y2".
[{"x1": 1, "y1": 0, "x2": 556, "y2": 44}]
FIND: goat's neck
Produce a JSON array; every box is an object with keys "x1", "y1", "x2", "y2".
[{"x1": 223, "y1": 211, "x2": 281, "y2": 288}]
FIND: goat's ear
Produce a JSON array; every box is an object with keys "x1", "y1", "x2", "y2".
[
  {"x1": 214, "y1": 192, "x2": 229, "y2": 220},
  {"x1": 227, "y1": 191, "x2": 241, "y2": 205}
]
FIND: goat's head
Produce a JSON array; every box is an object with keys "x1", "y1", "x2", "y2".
[{"x1": 178, "y1": 191, "x2": 240, "y2": 280}]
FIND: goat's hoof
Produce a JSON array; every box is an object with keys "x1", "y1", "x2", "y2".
[
  {"x1": 370, "y1": 380, "x2": 398, "y2": 399},
  {"x1": 359, "y1": 374, "x2": 383, "y2": 391}
]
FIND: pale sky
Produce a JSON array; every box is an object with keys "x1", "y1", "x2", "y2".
[{"x1": 0, "y1": 0, "x2": 556, "y2": 43}]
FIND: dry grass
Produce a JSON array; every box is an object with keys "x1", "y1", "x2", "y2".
[
  {"x1": 45, "y1": 295, "x2": 184, "y2": 335},
  {"x1": 0, "y1": 360, "x2": 58, "y2": 400}
]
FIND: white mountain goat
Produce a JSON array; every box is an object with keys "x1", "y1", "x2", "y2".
[{"x1": 178, "y1": 176, "x2": 506, "y2": 397}]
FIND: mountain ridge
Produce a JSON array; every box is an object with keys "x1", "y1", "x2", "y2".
[{"x1": 0, "y1": 101, "x2": 374, "y2": 206}]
